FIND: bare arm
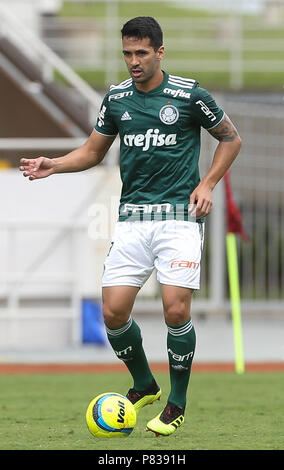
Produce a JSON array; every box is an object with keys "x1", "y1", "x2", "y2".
[
  {"x1": 19, "y1": 130, "x2": 116, "y2": 180},
  {"x1": 190, "y1": 114, "x2": 242, "y2": 218}
]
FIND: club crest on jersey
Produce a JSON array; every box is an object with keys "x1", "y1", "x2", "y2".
[{"x1": 159, "y1": 104, "x2": 179, "y2": 125}]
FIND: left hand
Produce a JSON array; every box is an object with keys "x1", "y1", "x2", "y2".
[{"x1": 189, "y1": 182, "x2": 213, "y2": 219}]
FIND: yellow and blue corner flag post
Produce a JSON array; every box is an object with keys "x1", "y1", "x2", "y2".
[{"x1": 224, "y1": 171, "x2": 249, "y2": 374}]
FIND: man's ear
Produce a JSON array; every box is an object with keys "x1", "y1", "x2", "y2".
[{"x1": 157, "y1": 45, "x2": 165, "y2": 60}]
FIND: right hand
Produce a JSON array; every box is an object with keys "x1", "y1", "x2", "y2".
[{"x1": 19, "y1": 157, "x2": 55, "y2": 180}]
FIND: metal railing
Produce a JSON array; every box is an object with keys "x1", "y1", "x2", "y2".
[{"x1": 0, "y1": 219, "x2": 85, "y2": 347}]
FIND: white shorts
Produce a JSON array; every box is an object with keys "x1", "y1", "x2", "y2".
[{"x1": 102, "y1": 220, "x2": 205, "y2": 290}]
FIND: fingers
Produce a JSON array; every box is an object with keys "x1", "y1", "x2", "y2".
[
  {"x1": 19, "y1": 157, "x2": 41, "y2": 179},
  {"x1": 189, "y1": 189, "x2": 212, "y2": 219},
  {"x1": 189, "y1": 190, "x2": 197, "y2": 215},
  {"x1": 20, "y1": 166, "x2": 37, "y2": 178},
  {"x1": 195, "y1": 199, "x2": 212, "y2": 218},
  {"x1": 20, "y1": 158, "x2": 37, "y2": 167},
  {"x1": 191, "y1": 200, "x2": 212, "y2": 219},
  {"x1": 19, "y1": 158, "x2": 36, "y2": 172}
]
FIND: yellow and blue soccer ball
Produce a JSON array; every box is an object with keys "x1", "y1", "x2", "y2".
[{"x1": 86, "y1": 392, "x2": 137, "y2": 438}]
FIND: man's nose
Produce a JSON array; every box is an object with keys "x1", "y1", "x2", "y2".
[{"x1": 130, "y1": 55, "x2": 139, "y2": 67}]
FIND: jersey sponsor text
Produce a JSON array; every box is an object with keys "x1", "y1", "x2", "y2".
[
  {"x1": 123, "y1": 128, "x2": 177, "y2": 152},
  {"x1": 108, "y1": 91, "x2": 134, "y2": 101},
  {"x1": 195, "y1": 100, "x2": 217, "y2": 122},
  {"x1": 163, "y1": 87, "x2": 191, "y2": 99}
]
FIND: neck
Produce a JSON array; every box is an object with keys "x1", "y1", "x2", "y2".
[{"x1": 135, "y1": 70, "x2": 164, "y2": 93}]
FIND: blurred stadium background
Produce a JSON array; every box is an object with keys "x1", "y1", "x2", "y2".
[{"x1": 0, "y1": 0, "x2": 283, "y2": 366}]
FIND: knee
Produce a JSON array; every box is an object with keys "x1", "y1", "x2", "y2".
[
  {"x1": 164, "y1": 302, "x2": 190, "y2": 326},
  {"x1": 102, "y1": 304, "x2": 115, "y2": 327},
  {"x1": 102, "y1": 303, "x2": 129, "y2": 329}
]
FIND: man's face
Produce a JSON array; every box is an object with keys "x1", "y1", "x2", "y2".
[{"x1": 122, "y1": 36, "x2": 164, "y2": 84}]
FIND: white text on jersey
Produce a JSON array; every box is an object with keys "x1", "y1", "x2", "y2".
[
  {"x1": 123, "y1": 129, "x2": 177, "y2": 152},
  {"x1": 195, "y1": 100, "x2": 217, "y2": 122},
  {"x1": 108, "y1": 91, "x2": 134, "y2": 101},
  {"x1": 163, "y1": 88, "x2": 191, "y2": 99}
]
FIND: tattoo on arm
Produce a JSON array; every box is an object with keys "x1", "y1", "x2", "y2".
[{"x1": 208, "y1": 115, "x2": 239, "y2": 142}]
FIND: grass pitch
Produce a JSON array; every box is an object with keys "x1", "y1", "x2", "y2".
[
  {"x1": 60, "y1": 1, "x2": 284, "y2": 91},
  {"x1": 0, "y1": 370, "x2": 283, "y2": 450}
]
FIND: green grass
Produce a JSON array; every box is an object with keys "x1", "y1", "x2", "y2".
[
  {"x1": 59, "y1": 1, "x2": 284, "y2": 91},
  {"x1": 75, "y1": 69, "x2": 284, "y2": 92},
  {"x1": 0, "y1": 371, "x2": 283, "y2": 450},
  {"x1": 59, "y1": 1, "x2": 215, "y2": 19}
]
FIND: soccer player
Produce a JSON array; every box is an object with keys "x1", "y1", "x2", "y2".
[{"x1": 19, "y1": 17, "x2": 242, "y2": 436}]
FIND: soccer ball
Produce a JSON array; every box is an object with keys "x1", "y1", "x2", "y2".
[{"x1": 86, "y1": 392, "x2": 137, "y2": 438}]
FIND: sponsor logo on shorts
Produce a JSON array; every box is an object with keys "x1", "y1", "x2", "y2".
[{"x1": 170, "y1": 260, "x2": 199, "y2": 269}]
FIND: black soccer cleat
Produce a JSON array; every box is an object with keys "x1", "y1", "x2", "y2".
[
  {"x1": 126, "y1": 379, "x2": 161, "y2": 414},
  {"x1": 146, "y1": 401, "x2": 185, "y2": 436}
]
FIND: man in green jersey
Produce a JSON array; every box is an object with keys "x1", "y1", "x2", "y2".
[{"x1": 20, "y1": 17, "x2": 242, "y2": 436}]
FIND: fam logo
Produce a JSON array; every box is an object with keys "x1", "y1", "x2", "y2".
[
  {"x1": 195, "y1": 100, "x2": 217, "y2": 122},
  {"x1": 170, "y1": 260, "x2": 199, "y2": 269},
  {"x1": 159, "y1": 104, "x2": 179, "y2": 125}
]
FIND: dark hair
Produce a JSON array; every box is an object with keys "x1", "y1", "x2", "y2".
[{"x1": 121, "y1": 17, "x2": 163, "y2": 50}]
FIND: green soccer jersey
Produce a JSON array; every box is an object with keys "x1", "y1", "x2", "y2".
[{"x1": 94, "y1": 71, "x2": 224, "y2": 222}]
